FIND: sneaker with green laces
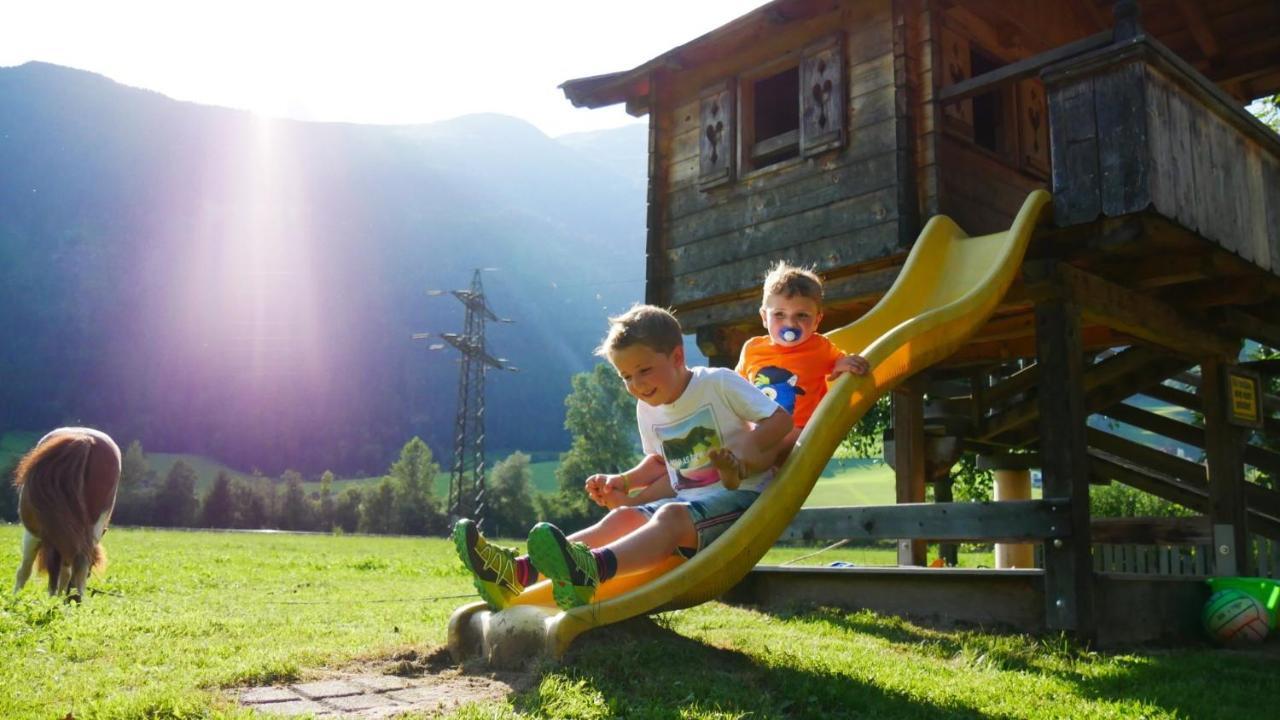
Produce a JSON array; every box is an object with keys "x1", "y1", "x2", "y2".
[
  {"x1": 527, "y1": 522, "x2": 599, "y2": 610},
  {"x1": 452, "y1": 519, "x2": 523, "y2": 610}
]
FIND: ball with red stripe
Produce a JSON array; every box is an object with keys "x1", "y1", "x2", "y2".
[{"x1": 1203, "y1": 589, "x2": 1270, "y2": 646}]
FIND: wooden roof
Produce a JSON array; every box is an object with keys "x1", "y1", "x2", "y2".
[{"x1": 561, "y1": 0, "x2": 1280, "y2": 112}]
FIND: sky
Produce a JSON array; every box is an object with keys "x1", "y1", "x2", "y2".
[{"x1": 1, "y1": 1, "x2": 771, "y2": 138}]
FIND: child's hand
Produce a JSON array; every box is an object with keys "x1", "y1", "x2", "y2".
[
  {"x1": 584, "y1": 474, "x2": 630, "y2": 508},
  {"x1": 584, "y1": 474, "x2": 609, "y2": 504},
  {"x1": 829, "y1": 353, "x2": 870, "y2": 380}
]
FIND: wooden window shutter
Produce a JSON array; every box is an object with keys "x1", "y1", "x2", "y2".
[
  {"x1": 800, "y1": 35, "x2": 845, "y2": 157},
  {"x1": 1018, "y1": 79, "x2": 1050, "y2": 176},
  {"x1": 698, "y1": 81, "x2": 734, "y2": 190},
  {"x1": 940, "y1": 27, "x2": 973, "y2": 137}
]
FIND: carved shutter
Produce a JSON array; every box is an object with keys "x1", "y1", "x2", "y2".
[
  {"x1": 800, "y1": 35, "x2": 845, "y2": 157},
  {"x1": 1018, "y1": 79, "x2": 1050, "y2": 176},
  {"x1": 941, "y1": 27, "x2": 973, "y2": 137},
  {"x1": 698, "y1": 82, "x2": 734, "y2": 190}
]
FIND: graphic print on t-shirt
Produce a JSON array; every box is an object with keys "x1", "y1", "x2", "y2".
[
  {"x1": 653, "y1": 404, "x2": 724, "y2": 491},
  {"x1": 751, "y1": 365, "x2": 806, "y2": 414}
]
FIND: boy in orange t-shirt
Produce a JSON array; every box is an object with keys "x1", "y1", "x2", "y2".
[{"x1": 711, "y1": 261, "x2": 869, "y2": 487}]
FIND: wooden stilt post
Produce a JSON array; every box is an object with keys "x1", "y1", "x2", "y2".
[
  {"x1": 934, "y1": 472, "x2": 959, "y2": 566},
  {"x1": 893, "y1": 379, "x2": 928, "y2": 566},
  {"x1": 1034, "y1": 274, "x2": 1095, "y2": 639},
  {"x1": 1201, "y1": 357, "x2": 1251, "y2": 576}
]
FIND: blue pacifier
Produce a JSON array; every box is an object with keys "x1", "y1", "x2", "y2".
[{"x1": 779, "y1": 326, "x2": 802, "y2": 343}]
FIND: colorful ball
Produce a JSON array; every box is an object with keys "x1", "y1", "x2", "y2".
[{"x1": 1203, "y1": 589, "x2": 1270, "y2": 645}]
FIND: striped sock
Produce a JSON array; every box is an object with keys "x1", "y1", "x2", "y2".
[
  {"x1": 515, "y1": 555, "x2": 539, "y2": 586},
  {"x1": 591, "y1": 548, "x2": 618, "y2": 583}
]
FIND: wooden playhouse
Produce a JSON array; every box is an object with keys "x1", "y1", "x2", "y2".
[{"x1": 561, "y1": 0, "x2": 1280, "y2": 644}]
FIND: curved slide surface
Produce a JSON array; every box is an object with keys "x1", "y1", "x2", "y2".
[{"x1": 448, "y1": 191, "x2": 1052, "y2": 665}]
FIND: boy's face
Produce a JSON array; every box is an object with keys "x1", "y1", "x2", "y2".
[
  {"x1": 761, "y1": 293, "x2": 823, "y2": 348},
  {"x1": 609, "y1": 343, "x2": 689, "y2": 406}
]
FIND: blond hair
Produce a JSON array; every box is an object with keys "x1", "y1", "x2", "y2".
[
  {"x1": 594, "y1": 304, "x2": 684, "y2": 357},
  {"x1": 762, "y1": 260, "x2": 824, "y2": 306}
]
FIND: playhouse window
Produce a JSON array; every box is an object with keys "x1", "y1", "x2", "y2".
[
  {"x1": 749, "y1": 66, "x2": 800, "y2": 168},
  {"x1": 970, "y1": 49, "x2": 1015, "y2": 158}
]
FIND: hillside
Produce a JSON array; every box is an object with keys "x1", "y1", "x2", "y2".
[{"x1": 0, "y1": 62, "x2": 645, "y2": 475}]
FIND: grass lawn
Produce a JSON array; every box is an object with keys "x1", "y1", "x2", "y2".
[{"x1": 3, "y1": 526, "x2": 1276, "y2": 719}]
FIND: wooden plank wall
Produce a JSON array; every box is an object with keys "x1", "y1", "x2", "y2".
[
  {"x1": 656, "y1": 0, "x2": 901, "y2": 309},
  {"x1": 1046, "y1": 40, "x2": 1280, "y2": 276},
  {"x1": 1143, "y1": 63, "x2": 1280, "y2": 274}
]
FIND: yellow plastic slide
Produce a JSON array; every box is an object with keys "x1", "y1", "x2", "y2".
[{"x1": 448, "y1": 190, "x2": 1052, "y2": 665}]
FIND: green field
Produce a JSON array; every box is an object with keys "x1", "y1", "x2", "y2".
[{"x1": 3, "y1": 526, "x2": 1276, "y2": 719}]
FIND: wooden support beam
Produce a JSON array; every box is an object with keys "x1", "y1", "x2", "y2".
[
  {"x1": 1091, "y1": 516, "x2": 1211, "y2": 545},
  {"x1": 945, "y1": 325, "x2": 1129, "y2": 367},
  {"x1": 1101, "y1": 402, "x2": 1280, "y2": 476},
  {"x1": 781, "y1": 500, "x2": 1072, "y2": 544},
  {"x1": 1035, "y1": 292, "x2": 1095, "y2": 637},
  {"x1": 1201, "y1": 358, "x2": 1251, "y2": 576},
  {"x1": 1173, "y1": 0, "x2": 1220, "y2": 60},
  {"x1": 1214, "y1": 308, "x2": 1280, "y2": 352},
  {"x1": 1163, "y1": 277, "x2": 1271, "y2": 309},
  {"x1": 938, "y1": 31, "x2": 1111, "y2": 105},
  {"x1": 1089, "y1": 449, "x2": 1280, "y2": 542},
  {"x1": 980, "y1": 345, "x2": 1185, "y2": 443},
  {"x1": 1141, "y1": 382, "x2": 1200, "y2": 412},
  {"x1": 1088, "y1": 450, "x2": 1207, "y2": 512},
  {"x1": 1036, "y1": 263, "x2": 1240, "y2": 359},
  {"x1": 893, "y1": 380, "x2": 928, "y2": 566},
  {"x1": 1087, "y1": 428, "x2": 1207, "y2": 485},
  {"x1": 980, "y1": 362, "x2": 1040, "y2": 413}
]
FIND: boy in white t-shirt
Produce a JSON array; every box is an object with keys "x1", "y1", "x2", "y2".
[{"x1": 454, "y1": 304, "x2": 791, "y2": 611}]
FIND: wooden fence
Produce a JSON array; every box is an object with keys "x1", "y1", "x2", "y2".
[{"x1": 1089, "y1": 536, "x2": 1279, "y2": 578}]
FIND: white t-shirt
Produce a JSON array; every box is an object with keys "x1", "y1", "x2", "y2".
[{"x1": 636, "y1": 366, "x2": 781, "y2": 498}]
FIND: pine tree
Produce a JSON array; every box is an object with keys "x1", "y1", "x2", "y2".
[
  {"x1": 333, "y1": 487, "x2": 362, "y2": 533},
  {"x1": 389, "y1": 437, "x2": 443, "y2": 535},
  {"x1": 279, "y1": 470, "x2": 313, "y2": 531},
  {"x1": 0, "y1": 459, "x2": 18, "y2": 522},
  {"x1": 113, "y1": 439, "x2": 155, "y2": 525},
  {"x1": 318, "y1": 470, "x2": 336, "y2": 531},
  {"x1": 154, "y1": 460, "x2": 199, "y2": 527},
  {"x1": 231, "y1": 479, "x2": 269, "y2": 529},
  {"x1": 486, "y1": 451, "x2": 537, "y2": 538},
  {"x1": 359, "y1": 478, "x2": 397, "y2": 534},
  {"x1": 541, "y1": 363, "x2": 639, "y2": 528},
  {"x1": 200, "y1": 471, "x2": 236, "y2": 528}
]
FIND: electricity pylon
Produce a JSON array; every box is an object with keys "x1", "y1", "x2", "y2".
[{"x1": 413, "y1": 268, "x2": 516, "y2": 529}]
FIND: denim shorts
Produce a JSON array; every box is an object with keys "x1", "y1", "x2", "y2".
[{"x1": 635, "y1": 488, "x2": 760, "y2": 559}]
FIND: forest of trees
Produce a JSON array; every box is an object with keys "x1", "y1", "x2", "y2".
[{"x1": 0, "y1": 363, "x2": 640, "y2": 538}]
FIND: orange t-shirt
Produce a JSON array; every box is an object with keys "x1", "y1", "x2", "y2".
[{"x1": 736, "y1": 333, "x2": 844, "y2": 428}]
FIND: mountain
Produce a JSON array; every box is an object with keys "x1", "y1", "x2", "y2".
[
  {"x1": 0, "y1": 62, "x2": 646, "y2": 475},
  {"x1": 556, "y1": 123, "x2": 649, "y2": 192}
]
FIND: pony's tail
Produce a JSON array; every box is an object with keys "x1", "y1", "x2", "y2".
[
  {"x1": 33, "y1": 545, "x2": 106, "y2": 581},
  {"x1": 16, "y1": 434, "x2": 97, "y2": 568}
]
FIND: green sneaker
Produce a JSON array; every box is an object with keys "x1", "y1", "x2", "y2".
[
  {"x1": 452, "y1": 519, "x2": 523, "y2": 610},
  {"x1": 527, "y1": 522, "x2": 599, "y2": 610}
]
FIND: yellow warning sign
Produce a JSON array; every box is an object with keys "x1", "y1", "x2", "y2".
[{"x1": 1227, "y1": 370, "x2": 1262, "y2": 428}]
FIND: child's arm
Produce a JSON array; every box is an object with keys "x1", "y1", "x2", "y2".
[
  {"x1": 827, "y1": 353, "x2": 870, "y2": 381},
  {"x1": 585, "y1": 453, "x2": 667, "y2": 508},
  {"x1": 744, "y1": 407, "x2": 793, "y2": 463},
  {"x1": 716, "y1": 407, "x2": 793, "y2": 484}
]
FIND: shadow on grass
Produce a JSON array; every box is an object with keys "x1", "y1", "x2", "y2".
[
  {"x1": 753, "y1": 604, "x2": 1280, "y2": 720},
  {"x1": 510, "y1": 616, "x2": 1019, "y2": 720}
]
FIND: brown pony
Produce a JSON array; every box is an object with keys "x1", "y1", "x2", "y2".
[{"x1": 12, "y1": 427, "x2": 121, "y2": 601}]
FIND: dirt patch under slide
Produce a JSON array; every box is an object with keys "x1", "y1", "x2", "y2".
[{"x1": 236, "y1": 647, "x2": 536, "y2": 718}]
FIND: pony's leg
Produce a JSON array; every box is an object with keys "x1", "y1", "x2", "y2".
[
  {"x1": 69, "y1": 554, "x2": 91, "y2": 603},
  {"x1": 12, "y1": 529, "x2": 39, "y2": 593},
  {"x1": 54, "y1": 561, "x2": 72, "y2": 597}
]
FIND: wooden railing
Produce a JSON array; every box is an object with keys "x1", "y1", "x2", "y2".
[{"x1": 1042, "y1": 34, "x2": 1280, "y2": 273}]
